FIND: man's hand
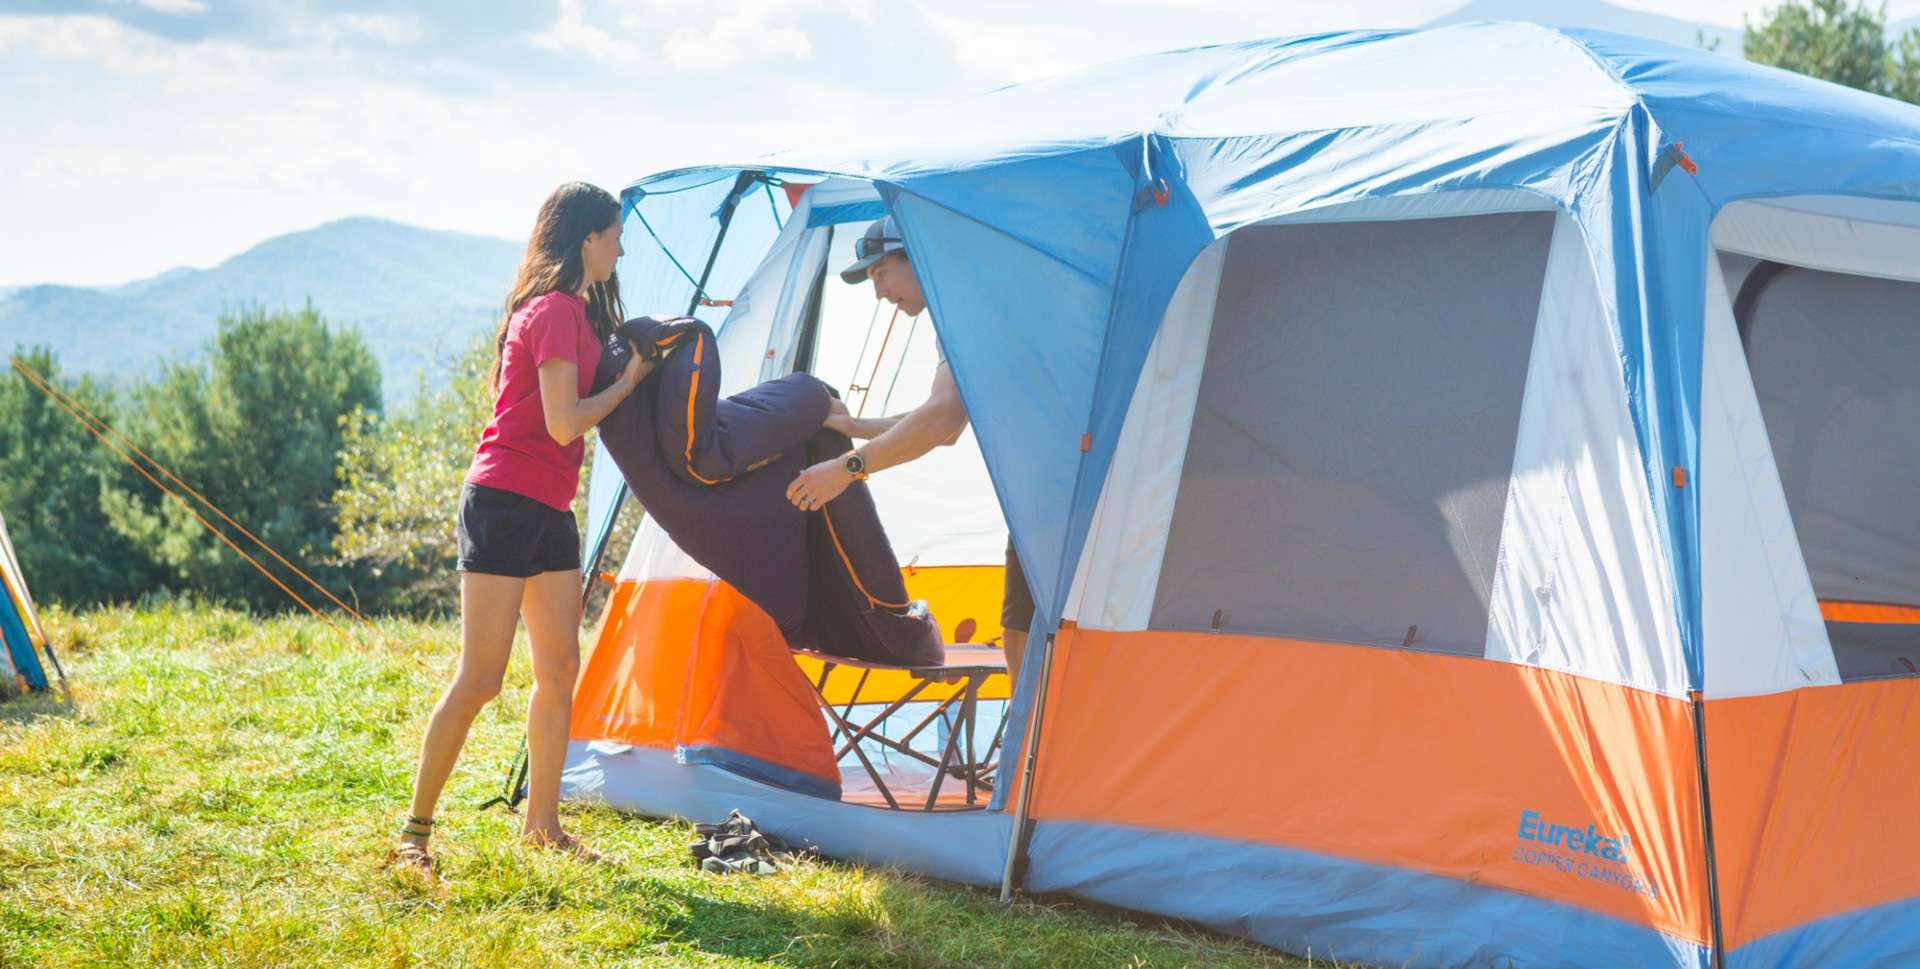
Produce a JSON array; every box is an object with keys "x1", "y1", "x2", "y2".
[
  {"x1": 823, "y1": 397, "x2": 854, "y2": 435},
  {"x1": 787, "y1": 456, "x2": 855, "y2": 512}
]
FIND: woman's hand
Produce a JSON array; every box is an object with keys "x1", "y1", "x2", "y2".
[{"x1": 614, "y1": 342, "x2": 652, "y2": 396}]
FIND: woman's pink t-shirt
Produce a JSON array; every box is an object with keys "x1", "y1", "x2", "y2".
[{"x1": 465, "y1": 291, "x2": 603, "y2": 511}]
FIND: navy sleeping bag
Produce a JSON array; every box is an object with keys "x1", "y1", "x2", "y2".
[{"x1": 593, "y1": 317, "x2": 944, "y2": 667}]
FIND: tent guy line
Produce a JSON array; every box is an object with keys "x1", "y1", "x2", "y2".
[{"x1": 8, "y1": 355, "x2": 376, "y2": 639}]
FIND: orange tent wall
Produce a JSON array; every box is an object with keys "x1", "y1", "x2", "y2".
[
  {"x1": 1706, "y1": 678, "x2": 1920, "y2": 949},
  {"x1": 1025, "y1": 626, "x2": 1713, "y2": 945},
  {"x1": 570, "y1": 577, "x2": 840, "y2": 791}
]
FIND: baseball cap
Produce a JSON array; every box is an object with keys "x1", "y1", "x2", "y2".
[{"x1": 838, "y1": 216, "x2": 905, "y2": 284}]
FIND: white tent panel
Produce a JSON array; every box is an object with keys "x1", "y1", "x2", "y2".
[
  {"x1": 1699, "y1": 254, "x2": 1840, "y2": 699},
  {"x1": 1713, "y1": 195, "x2": 1920, "y2": 285},
  {"x1": 798, "y1": 176, "x2": 883, "y2": 215},
  {"x1": 615, "y1": 517, "x2": 713, "y2": 584},
  {"x1": 705, "y1": 191, "x2": 830, "y2": 394},
  {"x1": 1482, "y1": 215, "x2": 1687, "y2": 695},
  {"x1": 1065, "y1": 237, "x2": 1229, "y2": 630}
]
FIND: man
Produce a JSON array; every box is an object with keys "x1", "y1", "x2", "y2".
[{"x1": 785, "y1": 216, "x2": 1035, "y2": 680}]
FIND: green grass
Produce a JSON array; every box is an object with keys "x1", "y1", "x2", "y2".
[{"x1": 0, "y1": 605, "x2": 1324, "y2": 968}]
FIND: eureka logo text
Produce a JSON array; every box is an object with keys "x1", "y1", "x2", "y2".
[
  {"x1": 1516, "y1": 809, "x2": 1633, "y2": 864},
  {"x1": 1511, "y1": 809, "x2": 1659, "y2": 900}
]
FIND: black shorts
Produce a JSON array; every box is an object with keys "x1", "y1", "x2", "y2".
[
  {"x1": 456, "y1": 483, "x2": 581, "y2": 578},
  {"x1": 1002, "y1": 540, "x2": 1035, "y2": 633}
]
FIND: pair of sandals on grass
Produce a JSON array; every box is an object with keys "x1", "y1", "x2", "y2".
[
  {"x1": 386, "y1": 809, "x2": 797, "y2": 879},
  {"x1": 385, "y1": 815, "x2": 603, "y2": 878},
  {"x1": 688, "y1": 810, "x2": 804, "y2": 875}
]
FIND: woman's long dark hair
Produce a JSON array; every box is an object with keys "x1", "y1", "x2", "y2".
[{"x1": 489, "y1": 182, "x2": 625, "y2": 391}]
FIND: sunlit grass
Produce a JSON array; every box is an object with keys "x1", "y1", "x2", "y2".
[{"x1": 0, "y1": 604, "x2": 1324, "y2": 968}]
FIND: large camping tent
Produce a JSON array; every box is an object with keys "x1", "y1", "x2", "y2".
[
  {"x1": 0, "y1": 512, "x2": 57, "y2": 696},
  {"x1": 561, "y1": 23, "x2": 1920, "y2": 968}
]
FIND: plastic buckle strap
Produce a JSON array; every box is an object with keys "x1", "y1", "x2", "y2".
[
  {"x1": 1132, "y1": 177, "x2": 1171, "y2": 212},
  {"x1": 1650, "y1": 141, "x2": 1699, "y2": 191}
]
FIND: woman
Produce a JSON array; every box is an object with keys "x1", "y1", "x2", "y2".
[{"x1": 390, "y1": 182, "x2": 650, "y2": 873}]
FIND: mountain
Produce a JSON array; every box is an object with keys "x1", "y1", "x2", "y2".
[
  {"x1": 0, "y1": 217, "x2": 522, "y2": 404},
  {"x1": 1426, "y1": 0, "x2": 1740, "y2": 53}
]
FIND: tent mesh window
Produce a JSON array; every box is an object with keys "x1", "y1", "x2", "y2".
[
  {"x1": 1737, "y1": 261, "x2": 1920, "y2": 682},
  {"x1": 1149, "y1": 211, "x2": 1555, "y2": 655}
]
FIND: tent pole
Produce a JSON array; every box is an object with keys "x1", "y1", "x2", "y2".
[
  {"x1": 1690, "y1": 691, "x2": 1727, "y2": 968},
  {"x1": 40, "y1": 639, "x2": 68, "y2": 692},
  {"x1": 687, "y1": 171, "x2": 762, "y2": 315},
  {"x1": 999, "y1": 629, "x2": 1056, "y2": 901},
  {"x1": 577, "y1": 483, "x2": 629, "y2": 600}
]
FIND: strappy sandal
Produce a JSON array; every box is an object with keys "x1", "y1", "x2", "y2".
[
  {"x1": 384, "y1": 815, "x2": 436, "y2": 877},
  {"x1": 524, "y1": 829, "x2": 605, "y2": 864},
  {"x1": 689, "y1": 811, "x2": 793, "y2": 875}
]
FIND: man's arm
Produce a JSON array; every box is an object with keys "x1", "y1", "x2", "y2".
[
  {"x1": 828, "y1": 409, "x2": 904, "y2": 441},
  {"x1": 789, "y1": 365, "x2": 967, "y2": 510},
  {"x1": 853, "y1": 364, "x2": 967, "y2": 470},
  {"x1": 828, "y1": 365, "x2": 967, "y2": 456}
]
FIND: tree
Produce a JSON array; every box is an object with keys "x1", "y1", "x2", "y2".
[
  {"x1": 334, "y1": 332, "x2": 626, "y2": 615},
  {"x1": 1745, "y1": 0, "x2": 1920, "y2": 103},
  {"x1": 0, "y1": 348, "x2": 157, "y2": 604},
  {"x1": 102, "y1": 306, "x2": 381, "y2": 610},
  {"x1": 333, "y1": 333, "x2": 494, "y2": 613}
]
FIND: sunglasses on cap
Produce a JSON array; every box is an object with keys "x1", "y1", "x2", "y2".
[{"x1": 854, "y1": 235, "x2": 903, "y2": 260}]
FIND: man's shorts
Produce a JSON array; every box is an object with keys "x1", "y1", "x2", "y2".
[
  {"x1": 456, "y1": 483, "x2": 581, "y2": 578},
  {"x1": 1002, "y1": 539, "x2": 1035, "y2": 633}
]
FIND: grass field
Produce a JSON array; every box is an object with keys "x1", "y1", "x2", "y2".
[{"x1": 0, "y1": 605, "x2": 1323, "y2": 968}]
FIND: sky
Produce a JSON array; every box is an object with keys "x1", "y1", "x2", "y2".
[{"x1": 6, "y1": 0, "x2": 1920, "y2": 288}]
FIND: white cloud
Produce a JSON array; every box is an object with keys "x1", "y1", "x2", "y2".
[
  {"x1": 324, "y1": 13, "x2": 425, "y2": 46},
  {"x1": 655, "y1": 0, "x2": 818, "y2": 70},
  {"x1": 0, "y1": 12, "x2": 297, "y2": 82},
  {"x1": 106, "y1": 0, "x2": 208, "y2": 14},
  {"x1": 918, "y1": 7, "x2": 1088, "y2": 85},
  {"x1": 532, "y1": 0, "x2": 637, "y2": 61}
]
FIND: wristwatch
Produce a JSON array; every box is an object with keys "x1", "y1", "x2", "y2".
[{"x1": 844, "y1": 451, "x2": 868, "y2": 479}]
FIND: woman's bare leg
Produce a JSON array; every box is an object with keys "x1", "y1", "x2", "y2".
[
  {"x1": 518, "y1": 568, "x2": 584, "y2": 842},
  {"x1": 402, "y1": 571, "x2": 524, "y2": 846}
]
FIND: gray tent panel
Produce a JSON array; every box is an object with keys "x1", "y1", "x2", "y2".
[
  {"x1": 1150, "y1": 212, "x2": 1554, "y2": 654},
  {"x1": 1741, "y1": 264, "x2": 1920, "y2": 681}
]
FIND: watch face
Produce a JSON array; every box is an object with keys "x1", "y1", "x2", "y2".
[{"x1": 845, "y1": 453, "x2": 865, "y2": 475}]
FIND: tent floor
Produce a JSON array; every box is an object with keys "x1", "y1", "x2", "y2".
[
  {"x1": 562, "y1": 740, "x2": 1013, "y2": 889},
  {"x1": 837, "y1": 757, "x2": 994, "y2": 812}
]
